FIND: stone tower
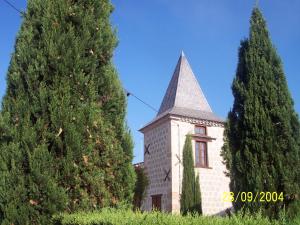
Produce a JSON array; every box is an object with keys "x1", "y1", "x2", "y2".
[{"x1": 139, "y1": 52, "x2": 232, "y2": 215}]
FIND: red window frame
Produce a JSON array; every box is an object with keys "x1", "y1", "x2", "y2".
[
  {"x1": 195, "y1": 141, "x2": 208, "y2": 168},
  {"x1": 195, "y1": 125, "x2": 206, "y2": 135}
]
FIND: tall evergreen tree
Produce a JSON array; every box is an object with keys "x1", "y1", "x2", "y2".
[
  {"x1": 0, "y1": 0, "x2": 135, "y2": 224},
  {"x1": 180, "y1": 135, "x2": 202, "y2": 215},
  {"x1": 222, "y1": 7, "x2": 300, "y2": 218},
  {"x1": 193, "y1": 173, "x2": 202, "y2": 214}
]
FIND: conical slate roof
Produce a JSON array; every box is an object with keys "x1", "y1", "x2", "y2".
[
  {"x1": 157, "y1": 51, "x2": 212, "y2": 115},
  {"x1": 140, "y1": 52, "x2": 223, "y2": 132}
]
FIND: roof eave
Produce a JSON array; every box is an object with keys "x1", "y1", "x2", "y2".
[{"x1": 139, "y1": 110, "x2": 225, "y2": 133}]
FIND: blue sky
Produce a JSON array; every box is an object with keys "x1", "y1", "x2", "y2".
[{"x1": 1, "y1": 1, "x2": 300, "y2": 163}]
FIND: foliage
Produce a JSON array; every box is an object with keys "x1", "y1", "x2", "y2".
[
  {"x1": 180, "y1": 135, "x2": 202, "y2": 215},
  {"x1": 0, "y1": 0, "x2": 135, "y2": 224},
  {"x1": 133, "y1": 166, "x2": 148, "y2": 210},
  {"x1": 193, "y1": 174, "x2": 202, "y2": 214},
  {"x1": 221, "y1": 7, "x2": 300, "y2": 219},
  {"x1": 52, "y1": 208, "x2": 289, "y2": 225}
]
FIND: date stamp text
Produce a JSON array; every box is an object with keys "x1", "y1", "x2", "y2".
[{"x1": 222, "y1": 192, "x2": 284, "y2": 203}]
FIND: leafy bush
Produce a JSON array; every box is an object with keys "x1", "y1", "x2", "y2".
[
  {"x1": 133, "y1": 166, "x2": 148, "y2": 210},
  {"x1": 52, "y1": 208, "x2": 290, "y2": 225}
]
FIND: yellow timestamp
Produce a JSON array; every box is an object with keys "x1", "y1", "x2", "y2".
[{"x1": 222, "y1": 192, "x2": 284, "y2": 203}]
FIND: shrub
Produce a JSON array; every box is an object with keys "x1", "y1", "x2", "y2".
[
  {"x1": 133, "y1": 166, "x2": 149, "y2": 210},
  {"x1": 52, "y1": 208, "x2": 284, "y2": 225}
]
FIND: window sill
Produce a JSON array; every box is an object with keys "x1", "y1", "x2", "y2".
[{"x1": 191, "y1": 134, "x2": 216, "y2": 141}]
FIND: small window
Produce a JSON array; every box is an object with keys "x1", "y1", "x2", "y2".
[
  {"x1": 195, "y1": 141, "x2": 208, "y2": 167},
  {"x1": 152, "y1": 194, "x2": 162, "y2": 211},
  {"x1": 195, "y1": 126, "x2": 206, "y2": 135}
]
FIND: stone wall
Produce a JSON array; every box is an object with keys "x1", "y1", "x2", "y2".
[
  {"x1": 141, "y1": 120, "x2": 172, "y2": 212},
  {"x1": 141, "y1": 115, "x2": 232, "y2": 215},
  {"x1": 170, "y1": 116, "x2": 232, "y2": 215}
]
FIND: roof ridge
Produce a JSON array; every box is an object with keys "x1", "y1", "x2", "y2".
[{"x1": 172, "y1": 53, "x2": 183, "y2": 111}]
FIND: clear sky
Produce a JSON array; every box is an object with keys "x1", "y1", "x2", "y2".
[{"x1": 1, "y1": 1, "x2": 300, "y2": 164}]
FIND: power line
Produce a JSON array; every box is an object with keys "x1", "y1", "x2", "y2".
[
  {"x1": 2, "y1": 0, "x2": 23, "y2": 14},
  {"x1": 125, "y1": 89, "x2": 158, "y2": 113}
]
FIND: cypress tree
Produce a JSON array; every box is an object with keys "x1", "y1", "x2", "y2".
[
  {"x1": 193, "y1": 173, "x2": 202, "y2": 214},
  {"x1": 180, "y1": 135, "x2": 202, "y2": 214},
  {"x1": 222, "y1": 7, "x2": 300, "y2": 218},
  {"x1": 0, "y1": 0, "x2": 135, "y2": 223}
]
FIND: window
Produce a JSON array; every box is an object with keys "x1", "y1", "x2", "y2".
[
  {"x1": 195, "y1": 141, "x2": 208, "y2": 167},
  {"x1": 151, "y1": 194, "x2": 162, "y2": 211},
  {"x1": 195, "y1": 126, "x2": 206, "y2": 135}
]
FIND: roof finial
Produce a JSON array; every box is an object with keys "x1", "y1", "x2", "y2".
[{"x1": 180, "y1": 50, "x2": 185, "y2": 57}]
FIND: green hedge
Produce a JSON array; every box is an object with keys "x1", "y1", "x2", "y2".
[{"x1": 52, "y1": 208, "x2": 295, "y2": 225}]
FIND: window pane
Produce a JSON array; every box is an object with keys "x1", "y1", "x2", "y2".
[
  {"x1": 200, "y1": 143, "x2": 205, "y2": 166},
  {"x1": 201, "y1": 142, "x2": 207, "y2": 167},
  {"x1": 195, "y1": 141, "x2": 208, "y2": 167},
  {"x1": 195, "y1": 143, "x2": 200, "y2": 164},
  {"x1": 195, "y1": 126, "x2": 206, "y2": 135}
]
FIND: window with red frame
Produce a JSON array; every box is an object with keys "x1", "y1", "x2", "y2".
[
  {"x1": 195, "y1": 126, "x2": 206, "y2": 135},
  {"x1": 195, "y1": 141, "x2": 208, "y2": 167}
]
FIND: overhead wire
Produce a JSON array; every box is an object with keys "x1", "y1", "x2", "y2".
[
  {"x1": 125, "y1": 89, "x2": 158, "y2": 113},
  {"x1": 2, "y1": 0, "x2": 23, "y2": 14}
]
